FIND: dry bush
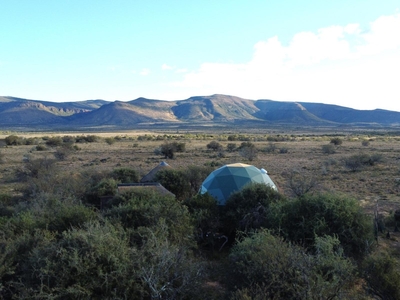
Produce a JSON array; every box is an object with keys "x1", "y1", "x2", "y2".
[
  {"x1": 322, "y1": 144, "x2": 336, "y2": 154},
  {"x1": 286, "y1": 169, "x2": 318, "y2": 197}
]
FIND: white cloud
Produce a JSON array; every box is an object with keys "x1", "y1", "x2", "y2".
[
  {"x1": 162, "y1": 63, "x2": 173, "y2": 70},
  {"x1": 171, "y1": 13, "x2": 400, "y2": 111},
  {"x1": 140, "y1": 68, "x2": 151, "y2": 76},
  {"x1": 175, "y1": 68, "x2": 188, "y2": 73},
  {"x1": 357, "y1": 13, "x2": 400, "y2": 55}
]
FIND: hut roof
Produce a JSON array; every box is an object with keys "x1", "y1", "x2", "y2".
[
  {"x1": 140, "y1": 161, "x2": 171, "y2": 183},
  {"x1": 117, "y1": 182, "x2": 175, "y2": 197}
]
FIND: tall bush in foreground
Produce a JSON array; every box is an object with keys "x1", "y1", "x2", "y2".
[
  {"x1": 270, "y1": 193, "x2": 374, "y2": 258},
  {"x1": 362, "y1": 251, "x2": 400, "y2": 300},
  {"x1": 223, "y1": 183, "x2": 284, "y2": 235},
  {"x1": 154, "y1": 169, "x2": 190, "y2": 200},
  {"x1": 227, "y1": 230, "x2": 355, "y2": 299}
]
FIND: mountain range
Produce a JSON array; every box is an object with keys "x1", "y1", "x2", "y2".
[{"x1": 0, "y1": 94, "x2": 399, "y2": 130}]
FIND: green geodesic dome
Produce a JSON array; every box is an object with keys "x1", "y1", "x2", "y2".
[{"x1": 200, "y1": 163, "x2": 277, "y2": 205}]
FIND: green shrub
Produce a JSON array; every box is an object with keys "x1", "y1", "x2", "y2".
[
  {"x1": 238, "y1": 142, "x2": 257, "y2": 161},
  {"x1": 330, "y1": 137, "x2": 343, "y2": 145},
  {"x1": 4, "y1": 196, "x2": 97, "y2": 235},
  {"x1": 362, "y1": 252, "x2": 400, "y2": 300},
  {"x1": 53, "y1": 145, "x2": 73, "y2": 160},
  {"x1": 344, "y1": 154, "x2": 365, "y2": 171},
  {"x1": 226, "y1": 143, "x2": 236, "y2": 152},
  {"x1": 207, "y1": 141, "x2": 223, "y2": 151},
  {"x1": 0, "y1": 229, "x2": 57, "y2": 298},
  {"x1": 45, "y1": 136, "x2": 63, "y2": 147},
  {"x1": 223, "y1": 183, "x2": 284, "y2": 235},
  {"x1": 91, "y1": 178, "x2": 118, "y2": 197},
  {"x1": 279, "y1": 147, "x2": 289, "y2": 154},
  {"x1": 184, "y1": 193, "x2": 219, "y2": 243},
  {"x1": 159, "y1": 141, "x2": 186, "y2": 159},
  {"x1": 24, "y1": 137, "x2": 38, "y2": 145},
  {"x1": 105, "y1": 192, "x2": 193, "y2": 246},
  {"x1": 84, "y1": 135, "x2": 98, "y2": 142},
  {"x1": 62, "y1": 135, "x2": 76, "y2": 144},
  {"x1": 5, "y1": 135, "x2": 22, "y2": 145},
  {"x1": 22, "y1": 222, "x2": 143, "y2": 299},
  {"x1": 111, "y1": 167, "x2": 139, "y2": 183},
  {"x1": 227, "y1": 230, "x2": 354, "y2": 299},
  {"x1": 344, "y1": 153, "x2": 382, "y2": 172},
  {"x1": 184, "y1": 165, "x2": 214, "y2": 195},
  {"x1": 35, "y1": 144, "x2": 47, "y2": 151},
  {"x1": 154, "y1": 169, "x2": 190, "y2": 200},
  {"x1": 160, "y1": 142, "x2": 175, "y2": 159},
  {"x1": 75, "y1": 135, "x2": 99, "y2": 143},
  {"x1": 369, "y1": 153, "x2": 383, "y2": 165},
  {"x1": 362, "y1": 140, "x2": 370, "y2": 147},
  {"x1": 0, "y1": 193, "x2": 14, "y2": 217},
  {"x1": 270, "y1": 193, "x2": 374, "y2": 258},
  {"x1": 135, "y1": 222, "x2": 205, "y2": 299},
  {"x1": 105, "y1": 137, "x2": 116, "y2": 145},
  {"x1": 17, "y1": 157, "x2": 57, "y2": 181}
]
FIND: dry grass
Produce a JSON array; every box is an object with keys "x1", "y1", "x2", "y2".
[{"x1": 1, "y1": 130, "x2": 400, "y2": 216}]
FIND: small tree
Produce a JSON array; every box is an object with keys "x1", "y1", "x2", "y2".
[
  {"x1": 287, "y1": 169, "x2": 318, "y2": 197},
  {"x1": 226, "y1": 143, "x2": 237, "y2": 152},
  {"x1": 159, "y1": 142, "x2": 186, "y2": 159},
  {"x1": 112, "y1": 167, "x2": 139, "y2": 183},
  {"x1": 160, "y1": 142, "x2": 175, "y2": 159},
  {"x1": 5, "y1": 135, "x2": 21, "y2": 145},
  {"x1": 62, "y1": 135, "x2": 76, "y2": 144},
  {"x1": 238, "y1": 142, "x2": 257, "y2": 161},
  {"x1": 344, "y1": 154, "x2": 370, "y2": 172},
  {"x1": 362, "y1": 252, "x2": 400, "y2": 299},
  {"x1": 330, "y1": 137, "x2": 343, "y2": 146},
  {"x1": 279, "y1": 147, "x2": 289, "y2": 154},
  {"x1": 54, "y1": 147, "x2": 70, "y2": 161},
  {"x1": 154, "y1": 169, "x2": 190, "y2": 200},
  {"x1": 45, "y1": 136, "x2": 63, "y2": 147},
  {"x1": 207, "y1": 141, "x2": 223, "y2": 151},
  {"x1": 361, "y1": 140, "x2": 370, "y2": 147}
]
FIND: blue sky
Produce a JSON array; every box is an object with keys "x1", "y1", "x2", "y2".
[{"x1": 1, "y1": 1, "x2": 399, "y2": 111}]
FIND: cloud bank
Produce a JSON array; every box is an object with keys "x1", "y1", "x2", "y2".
[{"x1": 170, "y1": 13, "x2": 400, "y2": 111}]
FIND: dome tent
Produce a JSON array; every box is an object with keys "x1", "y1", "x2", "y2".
[{"x1": 200, "y1": 163, "x2": 277, "y2": 205}]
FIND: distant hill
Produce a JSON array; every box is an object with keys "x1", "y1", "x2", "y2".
[
  {"x1": 0, "y1": 97, "x2": 109, "y2": 127},
  {"x1": 0, "y1": 95, "x2": 399, "y2": 129}
]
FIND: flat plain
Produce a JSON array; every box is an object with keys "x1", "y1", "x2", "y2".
[{"x1": 1, "y1": 129, "x2": 400, "y2": 217}]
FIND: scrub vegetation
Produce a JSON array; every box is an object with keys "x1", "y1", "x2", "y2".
[{"x1": 1, "y1": 129, "x2": 400, "y2": 298}]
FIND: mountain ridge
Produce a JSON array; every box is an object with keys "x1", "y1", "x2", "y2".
[{"x1": 0, "y1": 94, "x2": 399, "y2": 129}]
